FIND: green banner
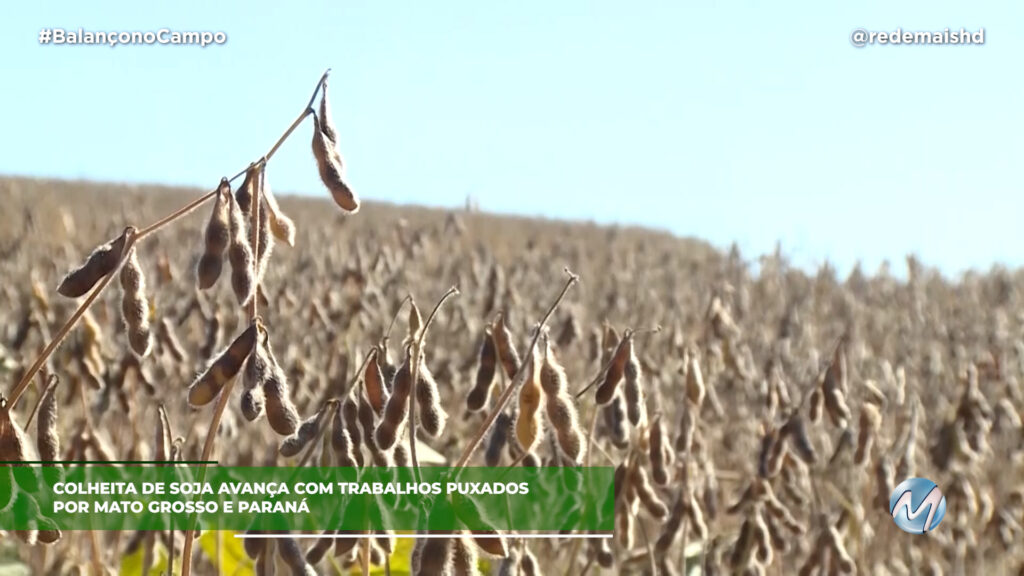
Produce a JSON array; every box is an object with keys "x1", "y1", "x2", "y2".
[{"x1": 0, "y1": 466, "x2": 614, "y2": 532}]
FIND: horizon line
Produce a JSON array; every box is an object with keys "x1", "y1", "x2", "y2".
[{"x1": 1, "y1": 172, "x2": 1018, "y2": 281}]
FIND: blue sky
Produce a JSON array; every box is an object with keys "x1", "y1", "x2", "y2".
[{"x1": 1, "y1": 1, "x2": 1021, "y2": 277}]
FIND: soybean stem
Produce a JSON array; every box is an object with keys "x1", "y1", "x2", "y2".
[
  {"x1": 573, "y1": 330, "x2": 633, "y2": 400},
  {"x1": 180, "y1": 368, "x2": 239, "y2": 576},
  {"x1": 264, "y1": 69, "x2": 330, "y2": 162},
  {"x1": 344, "y1": 349, "x2": 379, "y2": 398},
  {"x1": 136, "y1": 189, "x2": 219, "y2": 240},
  {"x1": 23, "y1": 374, "x2": 58, "y2": 429},
  {"x1": 564, "y1": 405, "x2": 600, "y2": 576},
  {"x1": 250, "y1": 163, "x2": 261, "y2": 319},
  {"x1": 383, "y1": 294, "x2": 413, "y2": 343},
  {"x1": 573, "y1": 325, "x2": 660, "y2": 400},
  {"x1": 408, "y1": 286, "x2": 460, "y2": 483}
]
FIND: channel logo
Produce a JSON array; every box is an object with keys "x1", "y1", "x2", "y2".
[{"x1": 889, "y1": 477, "x2": 946, "y2": 534}]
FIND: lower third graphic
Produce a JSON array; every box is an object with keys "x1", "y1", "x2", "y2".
[{"x1": 889, "y1": 477, "x2": 946, "y2": 534}]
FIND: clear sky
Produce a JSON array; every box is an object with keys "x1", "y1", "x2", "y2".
[{"x1": 1, "y1": 1, "x2": 1021, "y2": 277}]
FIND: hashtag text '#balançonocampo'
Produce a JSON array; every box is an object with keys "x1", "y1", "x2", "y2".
[{"x1": 39, "y1": 28, "x2": 226, "y2": 47}]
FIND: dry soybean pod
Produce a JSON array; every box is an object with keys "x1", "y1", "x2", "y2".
[
  {"x1": 235, "y1": 167, "x2": 255, "y2": 216},
  {"x1": 808, "y1": 386, "x2": 824, "y2": 424},
  {"x1": 592, "y1": 537, "x2": 614, "y2": 568},
  {"x1": 333, "y1": 533, "x2": 359, "y2": 558},
  {"x1": 854, "y1": 402, "x2": 882, "y2": 465},
  {"x1": 492, "y1": 313, "x2": 520, "y2": 379},
  {"x1": 379, "y1": 346, "x2": 397, "y2": 389},
  {"x1": 280, "y1": 401, "x2": 333, "y2": 457},
  {"x1": 241, "y1": 329, "x2": 270, "y2": 421},
  {"x1": 452, "y1": 537, "x2": 480, "y2": 576},
  {"x1": 685, "y1": 348, "x2": 706, "y2": 408},
  {"x1": 467, "y1": 328, "x2": 497, "y2": 412},
  {"x1": 119, "y1": 246, "x2": 153, "y2": 357},
  {"x1": 243, "y1": 530, "x2": 265, "y2": 560},
  {"x1": 263, "y1": 336, "x2": 301, "y2": 436},
  {"x1": 259, "y1": 168, "x2": 297, "y2": 247},
  {"x1": 671, "y1": 397, "x2": 696, "y2": 455},
  {"x1": 605, "y1": 392, "x2": 629, "y2": 449},
  {"x1": 728, "y1": 516, "x2": 757, "y2": 570},
  {"x1": 36, "y1": 374, "x2": 60, "y2": 461},
  {"x1": 393, "y1": 441, "x2": 410, "y2": 466},
  {"x1": 226, "y1": 190, "x2": 255, "y2": 305},
  {"x1": 687, "y1": 488, "x2": 709, "y2": 540},
  {"x1": 368, "y1": 539, "x2": 386, "y2": 565},
  {"x1": 485, "y1": 410, "x2": 512, "y2": 467},
  {"x1": 407, "y1": 299, "x2": 424, "y2": 345},
  {"x1": 251, "y1": 167, "x2": 275, "y2": 286},
  {"x1": 197, "y1": 180, "x2": 231, "y2": 289},
  {"x1": 155, "y1": 404, "x2": 172, "y2": 464},
  {"x1": 782, "y1": 413, "x2": 817, "y2": 465},
  {"x1": 540, "y1": 336, "x2": 583, "y2": 463},
  {"x1": 254, "y1": 546, "x2": 270, "y2": 576},
  {"x1": 545, "y1": 394, "x2": 583, "y2": 465},
  {"x1": 277, "y1": 536, "x2": 316, "y2": 576},
  {"x1": 311, "y1": 110, "x2": 359, "y2": 213},
  {"x1": 305, "y1": 531, "x2": 335, "y2": 564},
  {"x1": 631, "y1": 463, "x2": 669, "y2": 519},
  {"x1": 824, "y1": 384, "x2": 852, "y2": 428},
  {"x1": 341, "y1": 393, "x2": 364, "y2": 467},
  {"x1": 595, "y1": 332, "x2": 633, "y2": 405},
  {"x1": 470, "y1": 532, "x2": 508, "y2": 558},
  {"x1": 649, "y1": 415, "x2": 668, "y2": 485},
  {"x1": 655, "y1": 489, "x2": 687, "y2": 553},
  {"x1": 187, "y1": 322, "x2": 257, "y2": 407},
  {"x1": 416, "y1": 360, "x2": 447, "y2": 437},
  {"x1": 375, "y1": 346, "x2": 413, "y2": 450},
  {"x1": 36, "y1": 527, "x2": 61, "y2": 545},
  {"x1": 330, "y1": 405, "x2": 359, "y2": 467},
  {"x1": 702, "y1": 460, "x2": 719, "y2": 521},
  {"x1": 57, "y1": 228, "x2": 130, "y2": 298},
  {"x1": 363, "y1": 347, "x2": 389, "y2": 415},
  {"x1": 415, "y1": 537, "x2": 453, "y2": 576},
  {"x1": 515, "y1": 349, "x2": 544, "y2": 453},
  {"x1": 751, "y1": 508, "x2": 774, "y2": 566},
  {"x1": 537, "y1": 334, "x2": 568, "y2": 397},
  {"x1": 37, "y1": 375, "x2": 62, "y2": 486},
  {"x1": 622, "y1": 343, "x2": 646, "y2": 426},
  {"x1": 357, "y1": 393, "x2": 390, "y2": 466},
  {"x1": 0, "y1": 400, "x2": 35, "y2": 504}
]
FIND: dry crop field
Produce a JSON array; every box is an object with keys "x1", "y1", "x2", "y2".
[{"x1": 2, "y1": 78, "x2": 1023, "y2": 576}]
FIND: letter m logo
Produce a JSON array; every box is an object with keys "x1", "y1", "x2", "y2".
[{"x1": 891, "y1": 485, "x2": 943, "y2": 532}]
